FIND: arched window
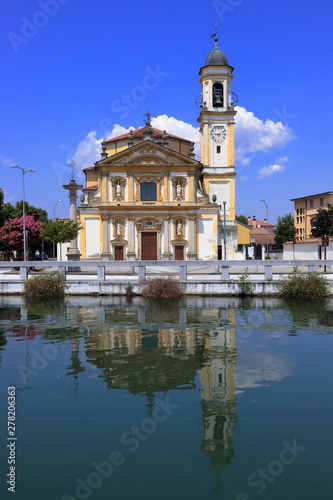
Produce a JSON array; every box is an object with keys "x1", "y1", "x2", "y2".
[
  {"x1": 213, "y1": 83, "x2": 223, "y2": 108},
  {"x1": 141, "y1": 182, "x2": 157, "y2": 201}
]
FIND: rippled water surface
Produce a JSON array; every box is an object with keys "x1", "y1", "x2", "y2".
[{"x1": 1, "y1": 296, "x2": 333, "y2": 500}]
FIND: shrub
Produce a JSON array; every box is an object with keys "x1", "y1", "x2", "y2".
[
  {"x1": 23, "y1": 273, "x2": 67, "y2": 298},
  {"x1": 141, "y1": 276, "x2": 183, "y2": 298},
  {"x1": 279, "y1": 270, "x2": 329, "y2": 299},
  {"x1": 233, "y1": 268, "x2": 255, "y2": 296}
]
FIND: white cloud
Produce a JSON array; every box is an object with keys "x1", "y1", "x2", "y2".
[
  {"x1": 0, "y1": 156, "x2": 14, "y2": 166},
  {"x1": 239, "y1": 175, "x2": 248, "y2": 182},
  {"x1": 72, "y1": 125, "x2": 133, "y2": 174},
  {"x1": 72, "y1": 107, "x2": 295, "y2": 173},
  {"x1": 234, "y1": 106, "x2": 296, "y2": 166},
  {"x1": 152, "y1": 115, "x2": 200, "y2": 158},
  {"x1": 258, "y1": 163, "x2": 286, "y2": 179}
]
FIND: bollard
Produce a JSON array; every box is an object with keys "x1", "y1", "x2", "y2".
[
  {"x1": 97, "y1": 266, "x2": 105, "y2": 281},
  {"x1": 20, "y1": 266, "x2": 28, "y2": 280},
  {"x1": 138, "y1": 265, "x2": 146, "y2": 280},
  {"x1": 58, "y1": 267, "x2": 66, "y2": 280},
  {"x1": 265, "y1": 265, "x2": 273, "y2": 280},
  {"x1": 179, "y1": 265, "x2": 187, "y2": 281},
  {"x1": 221, "y1": 266, "x2": 229, "y2": 280}
]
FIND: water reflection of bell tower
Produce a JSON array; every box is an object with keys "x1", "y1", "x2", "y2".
[{"x1": 200, "y1": 323, "x2": 237, "y2": 470}]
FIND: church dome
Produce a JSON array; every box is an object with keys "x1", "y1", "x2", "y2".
[{"x1": 205, "y1": 37, "x2": 228, "y2": 66}]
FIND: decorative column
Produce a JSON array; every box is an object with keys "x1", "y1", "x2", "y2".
[
  {"x1": 63, "y1": 171, "x2": 83, "y2": 269},
  {"x1": 163, "y1": 171, "x2": 170, "y2": 202},
  {"x1": 162, "y1": 216, "x2": 172, "y2": 260},
  {"x1": 101, "y1": 214, "x2": 111, "y2": 260},
  {"x1": 187, "y1": 215, "x2": 197, "y2": 260},
  {"x1": 100, "y1": 171, "x2": 109, "y2": 202},
  {"x1": 188, "y1": 172, "x2": 196, "y2": 203},
  {"x1": 127, "y1": 216, "x2": 136, "y2": 260},
  {"x1": 128, "y1": 172, "x2": 134, "y2": 202}
]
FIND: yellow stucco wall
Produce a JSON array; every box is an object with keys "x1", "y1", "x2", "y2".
[{"x1": 236, "y1": 221, "x2": 250, "y2": 244}]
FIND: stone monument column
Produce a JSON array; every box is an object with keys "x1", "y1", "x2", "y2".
[{"x1": 63, "y1": 160, "x2": 83, "y2": 269}]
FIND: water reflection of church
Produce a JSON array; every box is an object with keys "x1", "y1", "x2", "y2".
[{"x1": 67, "y1": 299, "x2": 238, "y2": 472}]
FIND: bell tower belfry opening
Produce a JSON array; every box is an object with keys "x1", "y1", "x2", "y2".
[{"x1": 198, "y1": 31, "x2": 239, "y2": 258}]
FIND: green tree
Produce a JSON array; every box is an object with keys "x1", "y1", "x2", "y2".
[
  {"x1": 0, "y1": 191, "x2": 49, "y2": 227},
  {"x1": 235, "y1": 214, "x2": 249, "y2": 226},
  {"x1": 310, "y1": 204, "x2": 333, "y2": 238},
  {"x1": 40, "y1": 219, "x2": 81, "y2": 245},
  {"x1": 274, "y1": 213, "x2": 296, "y2": 244},
  {"x1": 12, "y1": 201, "x2": 48, "y2": 223}
]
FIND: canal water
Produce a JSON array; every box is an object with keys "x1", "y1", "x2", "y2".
[{"x1": 0, "y1": 296, "x2": 333, "y2": 500}]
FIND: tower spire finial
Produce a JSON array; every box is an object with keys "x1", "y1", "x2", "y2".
[{"x1": 210, "y1": 24, "x2": 218, "y2": 47}]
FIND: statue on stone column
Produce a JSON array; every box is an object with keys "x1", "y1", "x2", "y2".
[
  {"x1": 116, "y1": 181, "x2": 122, "y2": 197},
  {"x1": 176, "y1": 181, "x2": 182, "y2": 197},
  {"x1": 177, "y1": 219, "x2": 182, "y2": 235},
  {"x1": 116, "y1": 220, "x2": 122, "y2": 236}
]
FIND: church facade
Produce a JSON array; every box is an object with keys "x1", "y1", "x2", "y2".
[{"x1": 77, "y1": 35, "x2": 245, "y2": 261}]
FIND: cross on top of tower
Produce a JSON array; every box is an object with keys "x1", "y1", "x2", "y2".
[
  {"x1": 67, "y1": 157, "x2": 77, "y2": 181},
  {"x1": 142, "y1": 109, "x2": 154, "y2": 126},
  {"x1": 210, "y1": 24, "x2": 219, "y2": 46}
]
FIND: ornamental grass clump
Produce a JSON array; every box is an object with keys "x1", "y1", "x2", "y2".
[
  {"x1": 279, "y1": 270, "x2": 329, "y2": 299},
  {"x1": 141, "y1": 277, "x2": 183, "y2": 298},
  {"x1": 23, "y1": 273, "x2": 67, "y2": 299}
]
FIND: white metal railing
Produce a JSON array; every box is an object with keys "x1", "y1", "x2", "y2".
[{"x1": 0, "y1": 260, "x2": 332, "y2": 282}]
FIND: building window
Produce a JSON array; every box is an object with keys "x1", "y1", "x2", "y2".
[
  {"x1": 217, "y1": 145, "x2": 221, "y2": 154},
  {"x1": 320, "y1": 197, "x2": 324, "y2": 207},
  {"x1": 309, "y1": 199, "x2": 314, "y2": 208},
  {"x1": 296, "y1": 209, "x2": 299, "y2": 215},
  {"x1": 140, "y1": 182, "x2": 157, "y2": 201},
  {"x1": 213, "y1": 83, "x2": 223, "y2": 107}
]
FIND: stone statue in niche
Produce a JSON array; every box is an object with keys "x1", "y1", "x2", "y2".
[
  {"x1": 176, "y1": 219, "x2": 182, "y2": 235},
  {"x1": 116, "y1": 181, "x2": 122, "y2": 197},
  {"x1": 116, "y1": 220, "x2": 122, "y2": 236},
  {"x1": 176, "y1": 181, "x2": 182, "y2": 197}
]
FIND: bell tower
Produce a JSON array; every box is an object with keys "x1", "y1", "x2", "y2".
[{"x1": 198, "y1": 33, "x2": 237, "y2": 221}]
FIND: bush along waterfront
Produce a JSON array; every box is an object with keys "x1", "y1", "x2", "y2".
[
  {"x1": 279, "y1": 268, "x2": 329, "y2": 299},
  {"x1": 233, "y1": 268, "x2": 255, "y2": 296},
  {"x1": 23, "y1": 273, "x2": 67, "y2": 299},
  {"x1": 141, "y1": 277, "x2": 183, "y2": 298}
]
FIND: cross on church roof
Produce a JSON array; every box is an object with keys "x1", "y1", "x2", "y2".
[
  {"x1": 142, "y1": 109, "x2": 154, "y2": 126},
  {"x1": 67, "y1": 158, "x2": 77, "y2": 180}
]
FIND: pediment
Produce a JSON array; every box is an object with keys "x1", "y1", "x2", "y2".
[{"x1": 96, "y1": 139, "x2": 200, "y2": 169}]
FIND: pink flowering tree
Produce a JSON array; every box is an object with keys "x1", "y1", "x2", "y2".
[{"x1": 0, "y1": 216, "x2": 42, "y2": 259}]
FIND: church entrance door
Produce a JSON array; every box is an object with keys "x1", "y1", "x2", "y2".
[
  {"x1": 141, "y1": 232, "x2": 157, "y2": 260},
  {"x1": 175, "y1": 245, "x2": 184, "y2": 260}
]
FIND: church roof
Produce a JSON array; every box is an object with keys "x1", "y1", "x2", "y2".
[
  {"x1": 104, "y1": 126, "x2": 192, "y2": 144},
  {"x1": 205, "y1": 37, "x2": 229, "y2": 67}
]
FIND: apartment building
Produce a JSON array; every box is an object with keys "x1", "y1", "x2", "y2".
[{"x1": 291, "y1": 192, "x2": 333, "y2": 241}]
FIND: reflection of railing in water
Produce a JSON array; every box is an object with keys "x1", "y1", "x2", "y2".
[{"x1": 1, "y1": 259, "x2": 332, "y2": 281}]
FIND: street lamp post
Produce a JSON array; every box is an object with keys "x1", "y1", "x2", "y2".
[
  {"x1": 260, "y1": 199, "x2": 269, "y2": 258},
  {"x1": 53, "y1": 200, "x2": 62, "y2": 259},
  {"x1": 10, "y1": 166, "x2": 35, "y2": 262}
]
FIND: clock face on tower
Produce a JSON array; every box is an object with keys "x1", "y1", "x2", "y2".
[{"x1": 211, "y1": 126, "x2": 227, "y2": 143}]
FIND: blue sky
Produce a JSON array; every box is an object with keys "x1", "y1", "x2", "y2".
[{"x1": 1, "y1": 0, "x2": 332, "y2": 223}]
